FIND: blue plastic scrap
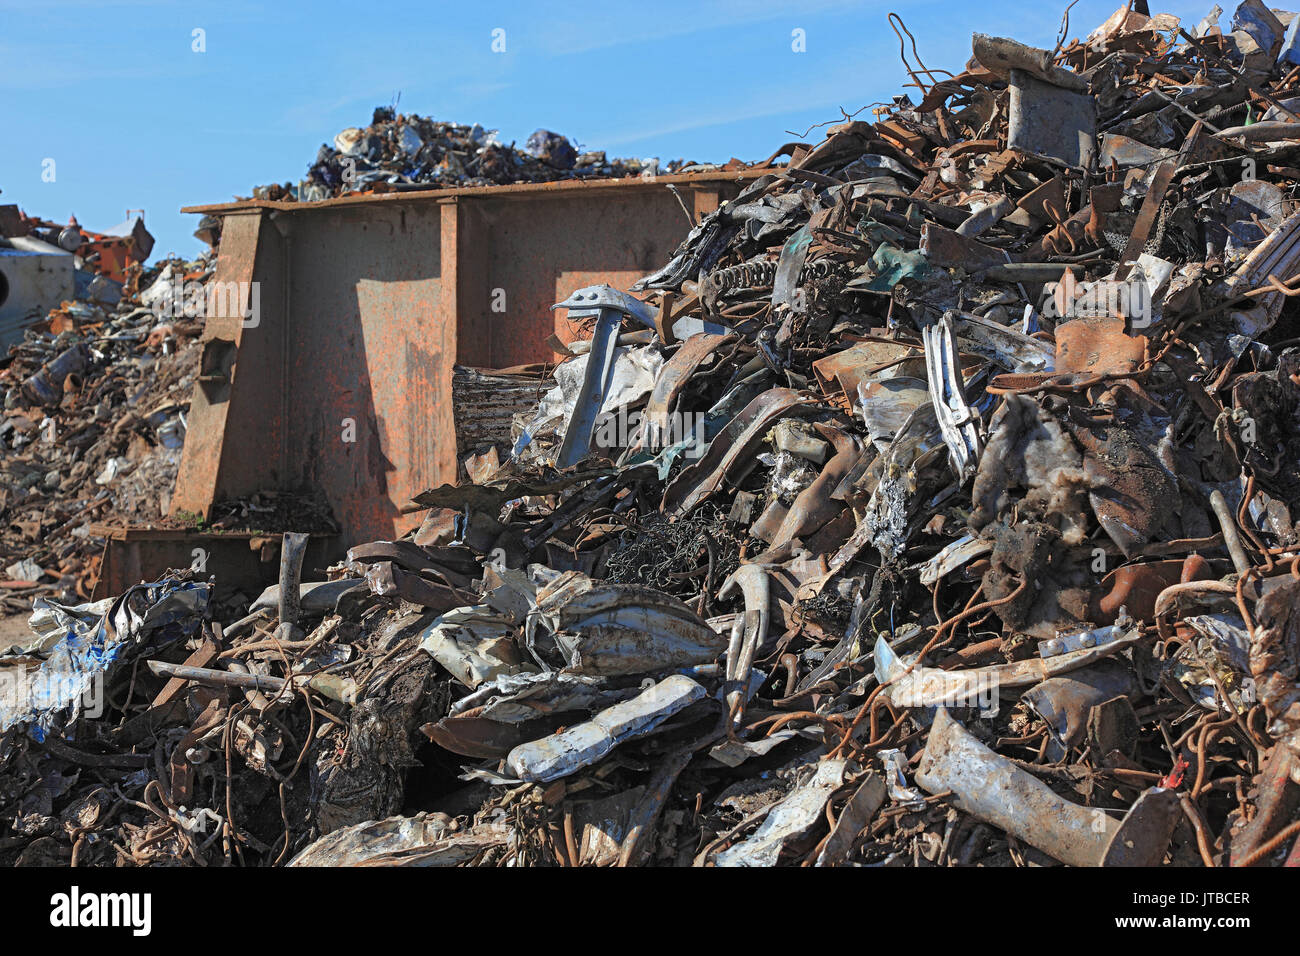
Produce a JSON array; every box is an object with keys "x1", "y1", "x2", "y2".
[{"x1": 0, "y1": 578, "x2": 210, "y2": 740}]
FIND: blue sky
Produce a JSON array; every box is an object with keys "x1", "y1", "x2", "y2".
[{"x1": 1, "y1": 0, "x2": 1218, "y2": 259}]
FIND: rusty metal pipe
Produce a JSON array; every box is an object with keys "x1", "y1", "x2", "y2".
[
  {"x1": 277, "y1": 532, "x2": 310, "y2": 626},
  {"x1": 146, "y1": 659, "x2": 358, "y2": 704}
]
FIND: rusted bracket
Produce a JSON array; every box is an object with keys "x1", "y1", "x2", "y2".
[{"x1": 1115, "y1": 159, "x2": 1177, "y2": 279}]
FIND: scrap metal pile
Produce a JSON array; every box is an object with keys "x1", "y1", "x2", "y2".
[
  {"x1": 252, "y1": 106, "x2": 718, "y2": 202},
  {"x1": 0, "y1": 253, "x2": 213, "y2": 615},
  {"x1": 1, "y1": 207, "x2": 155, "y2": 310},
  {"x1": 5, "y1": 2, "x2": 1300, "y2": 868}
]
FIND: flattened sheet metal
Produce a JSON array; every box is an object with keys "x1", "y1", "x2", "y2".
[
  {"x1": 505, "y1": 674, "x2": 705, "y2": 782},
  {"x1": 715, "y1": 759, "x2": 847, "y2": 867},
  {"x1": 662, "y1": 387, "x2": 813, "y2": 515},
  {"x1": 1007, "y1": 69, "x2": 1097, "y2": 168}
]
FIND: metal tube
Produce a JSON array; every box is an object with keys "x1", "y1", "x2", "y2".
[
  {"x1": 277, "y1": 532, "x2": 310, "y2": 625},
  {"x1": 916, "y1": 707, "x2": 1118, "y2": 867},
  {"x1": 1209, "y1": 490, "x2": 1251, "y2": 574}
]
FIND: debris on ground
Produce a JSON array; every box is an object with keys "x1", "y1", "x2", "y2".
[
  {"x1": 6, "y1": 3, "x2": 1300, "y2": 868},
  {"x1": 1, "y1": 213, "x2": 215, "y2": 615}
]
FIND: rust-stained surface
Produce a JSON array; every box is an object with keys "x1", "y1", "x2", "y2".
[
  {"x1": 172, "y1": 211, "x2": 281, "y2": 517},
  {"x1": 91, "y1": 525, "x2": 334, "y2": 602},
  {"x1": 469, "y1": 190, "x2": 704, "y2": 366},
  {"x1": 173, "y1": 172, "x2": 762, "y2": 549},
  {"x1": 450, "y1": 365, "x2": 548, "y2": 461},
  {"x1": 284, "y1": 202, "x2": 449, "y2": 553},
  {"x1": 19, "y1": 6, "x2": 1300, "y2": 872}
]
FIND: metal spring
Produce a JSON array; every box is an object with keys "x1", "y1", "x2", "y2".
[
  {"x1": 1202, "y1": 100, "x2": 1251, "y2": 123},
  {"x1": 706, "y1": 256, "x2": 777, "y2": 292},
  {"x1": 705, "y1": 255, "x2": 849, "y2": 294},
  {"x1": 1201, "y1": 86, "x2": 1300, "y2": 124}
]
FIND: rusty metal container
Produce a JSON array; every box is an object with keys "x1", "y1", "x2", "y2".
[
  {"x1": 171, "y1": 171, "x2": 765, "y2": 551},
  {"x1": 91, "y1": 525, "x2": 336, "y2": 601}
]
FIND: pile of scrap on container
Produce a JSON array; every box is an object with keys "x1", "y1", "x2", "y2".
[
  {"x1": 250, "y1": 105, "x2": 737, "y2": 203},
  {"x1": 6, "y1": 1, "x2": 1300, "y2": 868}
]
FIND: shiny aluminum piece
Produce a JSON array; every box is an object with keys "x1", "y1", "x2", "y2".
[
  {"x1": 879, "y1": 747, "x2": 924, "y2": 806},
  {"x1": 918, "y1": 708, "x2": 1179, "y2": 867},
  {"x1": 1039, "y1": 618, "x2": 1132, "y2": 659},
  {"x1": 715, "y1": 758, "x2": 847, "y2": 867},
  {"x1": 952, "y1": 310, "x2": 1055, "y2": 373},
  {"x1": 551, "y1": 285, "x2": 656, "y2": 469},
  {"x1": 504, "y1": 674, "x2": 705, "y2": 783},
  {"x1": 917, "y1": 707, "x2": 1118, "y2": 867},
  {"x1": 915, "y1": 534, "x2": 993, "y2": 586},
  {"x1": 718, "y1": 564, "x2": 771, "y2": 727},
  {"x1": 875, "y1": 624, "x2": 1140, "y2": 711},
  {"x1": 924, "y1": 312, "x2": 983, "y2": 481}
]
